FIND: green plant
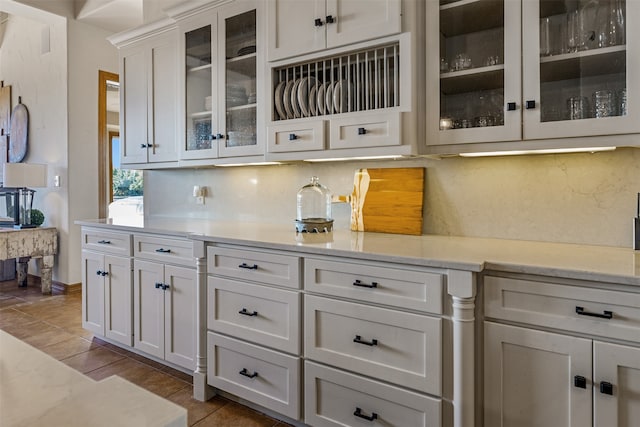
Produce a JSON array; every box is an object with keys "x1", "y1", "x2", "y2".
[{"x1": 30, "y1": 209, "x2": 45, "y2": 226}]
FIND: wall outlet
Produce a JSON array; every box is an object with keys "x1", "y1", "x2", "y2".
[{"x1": 54, "y1": 175, "x2": 60, "y2": 187}]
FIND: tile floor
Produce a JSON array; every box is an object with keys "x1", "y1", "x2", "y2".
[{"x1": 0, "y1": 277, "x2": 292, "y2": 427}]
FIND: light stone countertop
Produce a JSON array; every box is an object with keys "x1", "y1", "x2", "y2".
[
  {"x1": 0, "y1": 330, "x2": 187, "y2": 427},
  {"x1": 76, "y1": 217, "x2": 640, "y2": 286}
]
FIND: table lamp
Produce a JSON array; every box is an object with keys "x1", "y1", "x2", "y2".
[{"x1": 2, "y1": 163, "x2": 47, "y2": 228}]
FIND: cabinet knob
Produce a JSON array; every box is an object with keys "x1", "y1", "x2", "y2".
[
  {"x1": 239, "y1": 368, "x2": 258, "y2": 379},
  {"x1": 600, "y1": 381, "x2": 613, "y2": 395},
  {"x1": 289, "y1": 133, "x2": 298, "y2": 141},
  {"x1": 574, "y1": 375, "x2": 587, "y2": 389},
  {"x1": 357, "y1": 127, "x2": 367, "y2": 135},
  {"x1": 326, "y1": 15, "x2": 335, "y2": 24},
  {"x1": 314, "y1": 18, "x2": 324, "y2": 27},
  {"x1": 507, "y1": 102, "x2": 517, "y2": 111},
  {"x1": 155, "y1": 282, "x2": 163, "y2": 289},
  {"x1": 101, "y1": 271, "x2": 108, "y2": 277},
  {"x1": 525, "y1": 100, "x2": 536, "y2": 109},
  {"x1": 162, "y1": 284, "x2": 170, "y2": 291},
  {"x1": 216, "y1": 133, "x2": 225, "y2": 140},
  {"x1": 96, "y1": 270, "x2": 103, "y2": 276},
  {"x1": 353, "y1": 407, "x2": 378, "y2": 422}
]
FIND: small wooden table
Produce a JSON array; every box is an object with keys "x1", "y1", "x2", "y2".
[{"x1": 0, "y1": 227, "x2": 57, "y2": 294}]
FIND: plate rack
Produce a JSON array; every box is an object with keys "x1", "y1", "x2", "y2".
[{"x1": 272, "y1": 42, "x2": 400, "y2": 121}]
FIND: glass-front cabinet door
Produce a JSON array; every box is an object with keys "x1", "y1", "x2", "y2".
[
  {"x1": 427, "y1": 0, "x2": 522, "y2": 146},
  {"x1": 182, "y1": 18, "x2": 218, "y2": 160},
  {"x1": 178, "y1": 1, "x2": 262, "y2": 161},
  {"x1": 523, "y1": 0, "x2": 640, "y2": 140},
  {"x1": 218, "y1": 3, "x2": 262, "y2": 157}
]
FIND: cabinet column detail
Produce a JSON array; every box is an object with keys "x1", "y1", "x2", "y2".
[
  {"x1": 193, "y1": 241, "x2": 214, "y2": 401},
  {"x1": 447, "y1": 269, "x2": 476, "y2": 427}
]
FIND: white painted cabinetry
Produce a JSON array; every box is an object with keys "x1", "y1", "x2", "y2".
[
  {"x1": 133, "y1": 234, "x2": 196, "y2": 370},
  {"x1": 483, "y1": 275, "x2": 640, "y2": 427},
  {"x1": 206, "y1": 245, "x2": 302, "y2": 420},
  {"x1": 81, "y1": 228, "x2": 133, "y2": 347},
  {"x1": 267, "y1": 0, "x2": 402, "y2": 61},
  {"x1": 426, "y1": 0, "x2": 640, "y2": 154},
  {"x1": 110, "y1": 22, "x2": 179, "y2": 167}
]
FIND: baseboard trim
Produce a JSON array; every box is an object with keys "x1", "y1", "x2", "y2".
[{"x1": 53, "y1": 280, "x2": 81, "y2": 294}]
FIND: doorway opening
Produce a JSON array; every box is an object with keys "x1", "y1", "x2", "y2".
[{"x1": 98, "y1": 70, "x2": 143, "y2": 218}]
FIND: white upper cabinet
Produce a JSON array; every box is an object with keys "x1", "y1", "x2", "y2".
[
  {"x1": 267, "y1": 0, "x2": 402, "y2": 61},
  {"x1": 114, "y1": 25, "x2": 179, "y2": 167},
  {"x1": 173, "y1": 0, "x2": 265, "y2": 163},
  {"x1": 427, "y1": 0, "x2": 640, "y2": 154}
]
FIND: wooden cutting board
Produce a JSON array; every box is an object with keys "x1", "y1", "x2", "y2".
[
  {"x1": 350, "y1": 167, "x2": 425, "y2": 235},
  {"x1": 0, "y1": 84, "x2": 10, "y2": 136}
]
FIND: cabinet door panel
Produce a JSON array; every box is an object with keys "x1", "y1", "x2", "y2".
[
  {"x1": 484, "y1": 322, "x2": 592, "y2": 427},
  {"x1": 326, "y1": 0, "x2": 401, "y2": 49},
  {"x1": 594, "y1": 342, "x2": 640, "y2": 427},
  {"x1": 267, "y1": 0, "x2": 325, "y2": 61},
  {"x1": 164, "y1": 265, "x2": 196, "y2": 370},
  {"x1": 133, "y1": 259, "x2": 164, "y2": 359},
  {"x1": 149, "y1": 35, "x2": 178, "y2": 163},
  {"x1": 121, "y1": 47, "x2": 148, "y2": 164},
  {"x1": 82, "y1": 251, "x2": 105, "y2": 336},
  {"x1": 104, "y1": 255, "x2": 133, "y2": 346}
]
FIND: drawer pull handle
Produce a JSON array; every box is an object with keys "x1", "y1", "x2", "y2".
[
  {"x1": 97, "y1": 240, "x2": 111, "y2": 244},
  {"x1": 239, "y1": 368, "x2": 258, "y2": 379},
  {"x1": 238, "y1": 308, "x2": 258, "y2": 317},
  {"x1": 353, "y1": 335, "x2": 378, "y2": 346},
  {"x1": 575, "y1": 306, "x2": 613, "y2": 319},
  {"x1": 155, "y1": 248, "x2": 171, "y2": 253},
  {"x1": 353, "y1": 407, "x2": 378, "y2": 422},
  {"x1": 574, "y1": 375, "x2": 587, "y2": 389},
  {"x1": 600, "y1": 381, "x2": 613, "y2": 395},
  {"x1": 238, "y1": 263, "x2": 258, "y2": 270},
  {"x1": 353, "y1": 279, "x2": 378, "y2": 289},
  {"x1": 357, "y1": 127, "x2": 367, "y2": 135}
]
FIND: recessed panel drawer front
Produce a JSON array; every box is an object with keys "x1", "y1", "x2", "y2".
[
  {"x1": 305, "y1": 257, "x2": 443, "y2": 314},
  {"x1": 268, "y1": 120, "x2": 325, "y2": 152},
  {"x1": 207, "y1": 332, "x2": 301, "y2": 420},
  {"x1": 207, "y1": 277, "x2": 300, "y2": 354},
  {"x1": 329, "y1": 112, "x2": 400, "y2": 149},
  {"x1": 304, "y1": 295, "x2": 442, "y2": 395},
  {"x1": 82, "y1": 228, "x2": 131, "y2": 256},
  {"x1": 133, "y1": 235, "x2": 193, "y2": 266},
  {"x1": 484, "y1": 276, "x2": 640, "y2": 342},
  {"x1": 304, "y1": 361, "x2": 441, "y2": 427},
  {"x1": 207, "y1": 246, "x2": 301, "y2": 289}
]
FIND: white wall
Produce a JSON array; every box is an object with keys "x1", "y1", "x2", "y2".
[
  {"x1": 145, "y1": 147, "x2": 640, "y2": 248},
  {"x1": 0, "y1": 12, "x2": 69, "y2": 281},
  {"x1": 66, "y1": 18, "x2": 117, "y2": 285}
]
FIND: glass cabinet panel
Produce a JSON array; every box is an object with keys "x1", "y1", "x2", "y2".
[
  {"x1": 438, "y1": 1, "x2": 506, "y2": 132},
  {"x1": 221, "y1": 10, "x2": 257, "y2": 150},
  {"x1": 185, "y1": 25, "x2": 213, "y2": 152},
  {"x1": 538, "y1": 0, "x2": 626, "y2": 123}
]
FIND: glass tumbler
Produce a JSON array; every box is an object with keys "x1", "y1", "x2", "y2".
[
  {"x1": 540, "y1": 17, "x2": 552, "y2": 56},
  {"x1": 593, "y1": 90, "x2": 617, "y2": 118},
  {"x1": 567, "y1": 10, "x2": 580, "y2": 53},
  {"x1": 567, "y1": 96, "x2": 590, "y2": 120}
]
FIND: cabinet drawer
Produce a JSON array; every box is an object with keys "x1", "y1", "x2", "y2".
[
  {"x1": 82, "y1": 228, "x2": 131, "y2": 256},
  {"x1": 207, "y1": 332, "x2": 301, "y2": 420},
  {"x1": 305, "y1": 257, "x2": 443, "y2": 314},
  {"x1": 484, "y1": 276, "x2": 640, "y2": 343},
  {"x1": 268, "y1": 120, "x2": 325, "y2": 152},
  {"x1": 133, "y1": 235, "x2": 193, "y2": 266},
  {"x1": 304, "y1": 295, "x2": 441, "y2": 395},
  {"x1": 304, "y1": 361, "x2": 441, "y2": 427},
  {"x1": 207, "y1": 277, "x2": 300, "y2": 354},
  {"x1": 208, "y1": 246, "x2": 301, "y2": 289},
  {"x1": 329, "y1": 112, "x2": 400, "y2": 149}
]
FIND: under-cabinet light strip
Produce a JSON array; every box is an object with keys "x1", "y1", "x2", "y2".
[{"x1": 459, "y1": 146, "x2": 617, "y2": 157}]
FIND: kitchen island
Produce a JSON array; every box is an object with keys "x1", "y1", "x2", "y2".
[{"x1": 76, "y1": 217, "x2": 640, "y2": 427}]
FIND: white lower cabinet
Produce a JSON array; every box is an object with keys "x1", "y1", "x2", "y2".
[
  {"x1": 81, "y1": 228, "x2": 133, "y2": 347},
  {"x1": 305, "y1": 361, "x2": 441, "y2": 427},
  {"x1": 207, "y1": 332, "x2": 300, "y2": 419},
  {"x1": 484, "y1": 275, "x2": 640, "y2": 427},
  {"x1": 133, "y1": 259, "x2": 196, "y2": 370}
]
